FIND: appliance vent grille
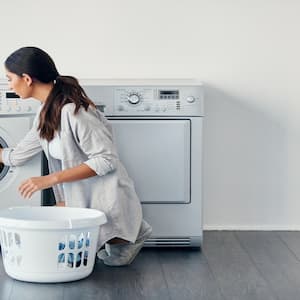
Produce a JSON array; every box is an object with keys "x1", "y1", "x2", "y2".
[{"x1": 144, "y1": 237, "x2": 191, "y2": 247}]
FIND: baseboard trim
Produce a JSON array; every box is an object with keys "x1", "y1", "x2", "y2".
[{"x1": 203, "y1": 225, "x2": 300, "y2": 231}]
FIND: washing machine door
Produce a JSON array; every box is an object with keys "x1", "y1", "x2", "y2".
[
  {"x1": 0, "y1": 124, "x2": 16, "y2": 192},
  {"x1": 0, "y1": 136, "x2": 9, "y2": 181},
  {"x1": 0, "y1": 117, "x2": 41, "y2": 207}
]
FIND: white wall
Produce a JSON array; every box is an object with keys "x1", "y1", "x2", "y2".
[{"x1": 1, "y1": 0, "x2": 300, "y2": 230}]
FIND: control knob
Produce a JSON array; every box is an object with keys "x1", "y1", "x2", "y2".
[
  {"x1": 127, "y1": 93, "x2": 141, "y2": 105},
  {"x1": 186, "y1": 96, "x2": 195, "y2": 103}
]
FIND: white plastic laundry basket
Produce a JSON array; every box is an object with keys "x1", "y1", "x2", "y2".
[{"x1": 0, "y1": 206, "x2": 106, "y2": 283}]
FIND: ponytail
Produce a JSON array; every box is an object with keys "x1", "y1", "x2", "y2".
[{"x1": 38, "y1": 75, "x2": 95, "y2": 141}]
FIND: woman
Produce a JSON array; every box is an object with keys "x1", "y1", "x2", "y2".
[{"x1": 0, "y1": 46, "x2": 152, "y2": 266}]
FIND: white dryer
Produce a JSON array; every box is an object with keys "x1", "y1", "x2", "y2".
[
  {"x1": 81, "y1": 79, "x2": 204, "y2": 248},
  {"x1": 0, "y1": 81, "x2": 42, "y2": 209}
]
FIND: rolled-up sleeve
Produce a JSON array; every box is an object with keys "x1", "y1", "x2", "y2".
[{"x1": 81, "y1": 119, "x2": 118, "y2": 176}]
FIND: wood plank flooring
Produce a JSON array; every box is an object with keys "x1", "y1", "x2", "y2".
[{"x1": 2, "y1": 231, "x2": 300, "y2": 300}]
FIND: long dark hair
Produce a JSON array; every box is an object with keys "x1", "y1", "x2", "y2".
[{"x1": 5, "y1": 46, "x2": 95, "y2": 141}]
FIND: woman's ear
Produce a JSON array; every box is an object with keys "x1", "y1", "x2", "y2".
[{"x1": 22, "y1": 73, "x2": 33, "y2": 86}]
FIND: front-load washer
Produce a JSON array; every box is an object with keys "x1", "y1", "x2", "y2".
[{"x1": 0, "y1": 81, "x2": 42, "y2": 209}]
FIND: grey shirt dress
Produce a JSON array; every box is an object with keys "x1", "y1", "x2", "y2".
[{"x1": 2, "y1": 103, "x2": 143, "y2": 248}]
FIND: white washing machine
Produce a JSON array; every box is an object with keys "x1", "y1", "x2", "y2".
[{"x1": 0, "y1": 81, "x2": 42, "y2": 209}]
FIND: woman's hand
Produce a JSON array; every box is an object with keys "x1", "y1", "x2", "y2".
[
  {"x1": 19, "y1": 174, "x2": 57, "y2": 199},
  {"x1": 18, "y1": 164, "x2": 95, "y2": 199}
]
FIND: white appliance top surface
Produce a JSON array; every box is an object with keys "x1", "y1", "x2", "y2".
[
  {"x1": 79, "y1": 78, "x2": 203, "y2": 86},
  {"x1": 0, "y1": 78, "x2": 203, "y2": 86}
]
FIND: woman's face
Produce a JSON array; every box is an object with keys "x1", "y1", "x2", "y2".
[{"x1": 5, "y1": 70, "x2": 33, "y2": 99}]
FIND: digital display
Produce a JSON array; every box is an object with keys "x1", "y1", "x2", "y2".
[
  {"x1": 159, "y1": 90, "x2": 179, "y2": 100},
  {"x1": 6, "y1": 92, "x2": 19, "y2": 98}
]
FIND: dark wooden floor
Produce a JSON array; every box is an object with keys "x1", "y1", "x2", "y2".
[{"x1": 1, "y1": 231, "x2": 300, "y2": 300}]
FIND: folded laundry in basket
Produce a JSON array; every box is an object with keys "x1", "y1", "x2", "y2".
[
  {"x1": 58, "y1": 237, "x2": 90, "y2": 251},
  {"x1": 57, "y1": 235, "x2": 90, "y2": 267},
  {"x1": 58, "y1": 251, "x2": 88, "y2": 267}
]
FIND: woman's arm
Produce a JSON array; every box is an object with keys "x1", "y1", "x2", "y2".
[
  {"x1": 2, "y1": 108, "x2": 43, "y2": 167},
  {"x1": 19, "y1": 163, "x2": 97, "y2": 199}
]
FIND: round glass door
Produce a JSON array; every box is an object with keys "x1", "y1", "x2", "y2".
[{"x1": 0, "y1": 136, "x2": 9, "y2": 181}]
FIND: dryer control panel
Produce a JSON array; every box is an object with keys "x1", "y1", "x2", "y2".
[
  {"x1": 81, "y1": 79, "x2": 204, "y2": 117},
  {"x1": 113, "y1": 86, "x2": 203, "y2": 116},
  {"x1": 0, "y1": 82, "x2": 41, "y2": 115}
]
